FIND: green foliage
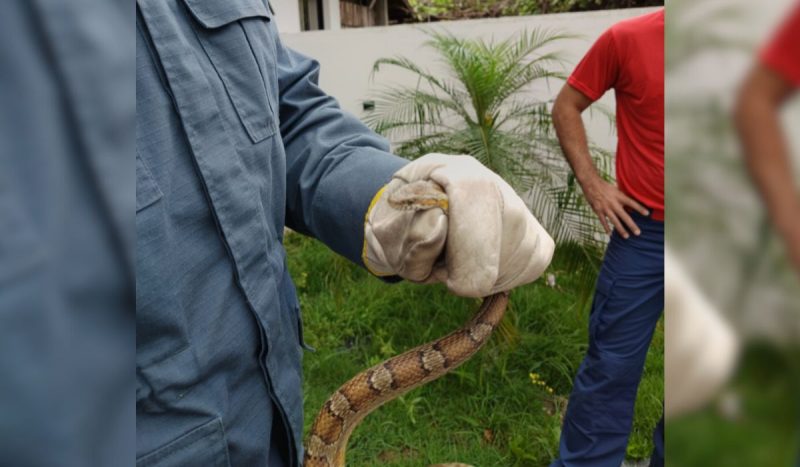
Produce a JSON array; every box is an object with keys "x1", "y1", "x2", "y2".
[
  {"x1": 402, "y1": 0, "x2": 662, "y2": 22},
  {"x1": 511, "y1": 0, "x2": 662, "y2": 16},
  {"x1": 367, "y1": 29, "x2": 613, "y2": 300},
  {"x1": 406, "y1": 0, "x2": 464, "y2": 21},
  {"x1": 288, "y1": 233, "x2": 664, "y2": 465},
  {"x1": 667, "y1": 344, "x2": 800, "y2": 466}
]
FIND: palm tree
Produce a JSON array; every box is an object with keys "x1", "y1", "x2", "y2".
[{"x1": 365, "y1": 29, "x2": 614, "y2": 293}]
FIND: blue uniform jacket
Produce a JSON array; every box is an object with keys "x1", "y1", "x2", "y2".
[{"x1": 135, "y1": 0, "x2": 406, "y2": 465}]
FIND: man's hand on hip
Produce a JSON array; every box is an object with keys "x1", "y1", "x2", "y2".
[
  {"x1": 363, "y1": 153, "x2": 555, "y2": 298},
  {"x1": 581, "y1": 177, "x2": 649, "y2": 239}
]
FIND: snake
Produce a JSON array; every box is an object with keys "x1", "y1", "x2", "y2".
[{"x1": 303, "y1": 180, "x2": 510, "y2": 467}]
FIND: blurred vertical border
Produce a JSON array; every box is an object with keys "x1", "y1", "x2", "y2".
[
  {"x1": 666, "y1": 0, "x2": 800, "y2": 465},
  {"x1": 0, "y1": 1, "x2": 134, "y2": 466}
]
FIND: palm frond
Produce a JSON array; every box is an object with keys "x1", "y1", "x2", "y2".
[{"x1": 365, "y1": 28, "x2": 614, "y2": 293}]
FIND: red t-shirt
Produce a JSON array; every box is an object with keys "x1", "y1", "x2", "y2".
[
  {"x1": 760, "y1": 3, "x2": 800, "y2": 87},
  {"x1": 567, "y1": 9, "x2": 665, "y2": 221}
]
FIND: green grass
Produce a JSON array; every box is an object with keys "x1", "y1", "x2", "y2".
[
  {"x1": 286, "y1": 234, "x2": 663, "y2": 466},
  {"x1": 666, "y1": 344, "x2": 800, "y2": 467}
]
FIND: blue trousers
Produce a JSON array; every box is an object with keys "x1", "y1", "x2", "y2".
[{"x1": 551, "y1": 212, "x2": 664, "y2": 467}]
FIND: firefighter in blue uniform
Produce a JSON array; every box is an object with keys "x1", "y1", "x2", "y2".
[{"x1": 136, "y1": 1, "x2": 554, "y2": 465}]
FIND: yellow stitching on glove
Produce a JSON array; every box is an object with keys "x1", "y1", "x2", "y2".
[{"x1": 362, "y1": 185, "x2": 394, "y2": 277}]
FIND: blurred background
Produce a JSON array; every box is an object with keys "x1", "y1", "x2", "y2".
[{"x1": 666, "y1": 0, "x2": 800, "y2": 465}]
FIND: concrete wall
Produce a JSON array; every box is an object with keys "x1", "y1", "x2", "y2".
[
  {"x1": 278, "y1": 7, "x2": 662, "y2": 153},
  {"x1": 272, "y1": 0, "x2": 302, "y2": 33}
]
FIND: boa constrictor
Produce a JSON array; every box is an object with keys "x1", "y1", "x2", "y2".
[{"x1": 303, "y1": 181, "x2": 510, "y2": 467}]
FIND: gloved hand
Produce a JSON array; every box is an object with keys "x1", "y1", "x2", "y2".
[
  {"x1": 664, "y1": 248, "x2": 740, "y2": 419},
  {"x1": 363, "y1": 153, "x2": 555, "y2": 298}
]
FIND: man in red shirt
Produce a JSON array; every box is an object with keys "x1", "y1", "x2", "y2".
[
  {"x1": 736, "y1": 3, "x2": 800, "y2": 273},
  {"x1": 550, "y1": 9, "x2": 665, "y2": 467}
]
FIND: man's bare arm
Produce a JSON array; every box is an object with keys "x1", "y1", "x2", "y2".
[
  {"x1": 552, "y1": 84, "x2": 648, "y2": 238},
  {"x1": 735, "y1": 64, "x2": 800, "y2": 269}
]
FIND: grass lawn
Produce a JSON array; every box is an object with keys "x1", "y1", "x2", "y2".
[
  {"x1": 286, "y1": 233, "x2": 663, "y2": 466},
  {"x1": 666, "y1": 343, "x2": 800, "y2": 467}
]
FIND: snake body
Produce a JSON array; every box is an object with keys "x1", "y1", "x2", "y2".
[
  {"x1": 303, "y1": 180, "x2": 510, "y2": 466},
  {"x1": 303, "y1": 292, "x2": 509, "y2": 467}
]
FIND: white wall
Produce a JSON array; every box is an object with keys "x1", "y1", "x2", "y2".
[
  {"x1": 279, "y1": 7, "x2": 662, "y2": 153},
  {"x1": 272, "y1": 0, "x2": 302, "y2": 33}
]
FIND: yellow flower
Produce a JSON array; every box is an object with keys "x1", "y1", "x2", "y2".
[{"x1": 530, "y1": 372, "x2": 556, "y2": 395}]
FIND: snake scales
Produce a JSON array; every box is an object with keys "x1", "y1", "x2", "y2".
[{"x1": 303, "y1": 181, "x2": 511, "y2": 467}]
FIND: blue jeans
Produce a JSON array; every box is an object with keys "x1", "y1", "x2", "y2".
[{"x1": 551, "y1": 212, "x2": 664, "y2": 467}]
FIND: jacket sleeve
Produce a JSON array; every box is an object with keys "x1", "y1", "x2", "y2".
[{"x1": 275, "y1": 35, "x2": 407, "y2": 266}]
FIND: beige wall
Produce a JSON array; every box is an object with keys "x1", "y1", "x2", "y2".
[
  {"x1": 272, "y1": 0, "x2": 302, "y2": 33},
  {"x1": 278, "y1": 7, "x2": 662, "y2": 153}
]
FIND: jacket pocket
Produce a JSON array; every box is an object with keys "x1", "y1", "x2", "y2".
[
  {"x1": 137, "y1": 344, "x2": 202, "y2": 414},
  {"x1": 291, "y1": 287, "x2": 315, "y2": 352},
  {"x1": 280, "y1": 266, "x2": 314, "y2": 352},
  {"x1": 136, "y1": 417, "x2": 231, "y2": 467},
  {"x1": 181, "y1": 0, "x2": 277, "y2": 143}
]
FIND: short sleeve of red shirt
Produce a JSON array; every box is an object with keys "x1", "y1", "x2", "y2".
[
  {"x1": 760, "y1": 4, "x2": 800, "y2": 88},
  {"x1": 567, "y1": 29, "x2": 619, "y2": 102}
]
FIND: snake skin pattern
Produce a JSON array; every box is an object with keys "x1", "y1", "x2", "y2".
[
  {"x1": 303, "y1": 293, "x2": 509, "y2": 466},
  {"x1": 303, "y1": 179, "x2": 509, "y2": 466}
]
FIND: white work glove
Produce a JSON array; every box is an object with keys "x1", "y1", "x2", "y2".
[
  {"x1": 363, "y1": 153, "x2": 555, "y2": 298},
  {"x1": 665, "y1": 247, "x2": 740, "y2": 419}
]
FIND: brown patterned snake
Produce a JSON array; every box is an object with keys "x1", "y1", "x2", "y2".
[{"x1": 303, "y1": 180, "x2": 510, "y2": 467}]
